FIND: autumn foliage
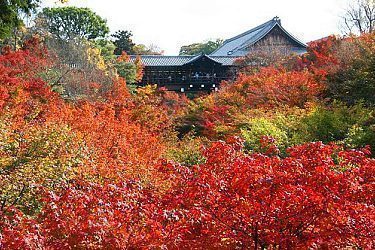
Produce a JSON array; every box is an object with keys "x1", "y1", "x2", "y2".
[
  {"x1": 1, "y1": 141, "x2": 374, "y2": 248},
  {"x1": 1, "y1": 35, "x2": 374, "y2": 249}
]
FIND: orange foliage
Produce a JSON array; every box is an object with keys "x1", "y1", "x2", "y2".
[
  {"x1": 116, "y1": 51, "x2": 130, "y2": 62},
  {"x1": 224, "y1": 67, "x2": 324, "y2": 108},
  {"x1": 1, "y1": 37, "x2": 374, "y2": 249},
  {"x1": 189, "y1": 66, "x2": 324, "y2": 138},
  {"x1": 134, "y1": 55, "x2": 144, "y2": 82},
  {"x1": 0, "y1": 40, "x2": 167, "y2": 186}
]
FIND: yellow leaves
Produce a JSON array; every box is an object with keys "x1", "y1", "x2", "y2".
[
  {"x1": 135, "y1": 84, "x2": 158, "y2": 98},
  {"x1": 87, "y1": 46, "x2": 107, "y2": 71},
  {"x1": 0, "y1": 120, "x2": 86, "y2": 214}
]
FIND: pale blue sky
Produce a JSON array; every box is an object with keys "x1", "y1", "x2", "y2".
[{"x1": 44, "y1": 0, "x2": 351, "y2": 54}]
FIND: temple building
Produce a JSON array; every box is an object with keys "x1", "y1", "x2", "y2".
[{"x1": 130, "y1": 17, "x2": 307, "y2": 92}]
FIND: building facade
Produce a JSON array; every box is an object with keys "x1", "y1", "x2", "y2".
[{"x1": 130, "y1": 17, "x2": 307, "y2": 92}]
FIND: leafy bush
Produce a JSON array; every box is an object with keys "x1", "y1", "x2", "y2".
[
  {"x1": 300, "y1": 102, "x2": 374, "y2": 147},
  {"x1": 114, "y1": 61, "x2": 137, "y2": 83},
  {"x1": 0, "y1": 122, "x2": 84, "y2": 214},
  {"x1": 241, "y1": 117, "x2": 288, "y2": 152},
  {"x1": 164, "y1": 133, "x2": 206, "y2": 166},
  {"x1": 239, "y1": 103, "x2": 374, "y2": 154},
  {"x1": 301, "y1": 34, "x2": 375, "y2": 106}
]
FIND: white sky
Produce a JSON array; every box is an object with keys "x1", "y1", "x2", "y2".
[{"x1": 43, "y1": 0, "x2": 351, "y2": 55}]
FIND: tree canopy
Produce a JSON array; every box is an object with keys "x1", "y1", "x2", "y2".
[
  {"x1": 40, "y1": 7, "x2": 109, "y2": 40},
  {"x1": 111, "y1": 30, "x2": 135, "y2": 55},
  {"x1": 133, "y1": 44, "x2": 163, "y2": 55},
  {"x1": 0, "y1": 0, "x2": 70, "y2": 40},
  {"x1": 0, "y1": 0, "x2": 40, "y2": 39},
  {"x1": 179, "y1": 39, "x2": 224, "y2": 55}
]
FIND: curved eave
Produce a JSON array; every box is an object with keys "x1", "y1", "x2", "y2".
[
  {"x1": 183, "y1": 54, "x2": 223, "y2": 66},
  {"x1": 277, "y1": 23, "x2": 307, "y2": 48},
  {"x1": 210, "y1": 20, "x2": 273, "y2": 56}
]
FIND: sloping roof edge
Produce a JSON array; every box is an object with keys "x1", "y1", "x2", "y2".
[
  {"x1": 183, "y1": 54, "x2": 223, "y2": 65},
  {"x1": 210, "y1": 17, "x2": 307, "y2": 56},
  {"x1": 209, "y1": 19, "x2": 274, "y2": 56},
  {"x1": 236, "y1": 22, "x2": 307, "y2": 52},
  {"x1": 274, "y1": 22, "x2": 307, "y2": 48},
  {"x1": 222, "y1": 19, "x2": 274, "y2": 45},
  {"x1": 129, "y1": 55, "x2": 240, "y2": 66}
]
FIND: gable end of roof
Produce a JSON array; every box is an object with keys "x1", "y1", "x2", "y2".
[{"x1": 210, "y1": 17, "x2": 307, "y2": 56}]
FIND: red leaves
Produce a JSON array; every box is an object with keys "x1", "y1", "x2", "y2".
[
  {"x1": 0, "y1": 85, "x2": 10, "y2": 109},
  {"x1": 194, "y1": 66, "x2": 324, "y2": 138},
  {"x1": 159, "y1": 141, "x2": 375, "y2": 248},
  {"x1": 38, "y1": 181, "x2": 164, "y2": 248},
  {"x1": 1, "y1": 38, "x2": 374, "y2": 249},
  {"x1": 303, "y1": 35, "x2": 341, "y2": 75},
  {"x1": 1, "y1": 181, "x2": 167, "y2": 249},
  {"x1": 232, "y1": 67, "x2": 324, "y2": 108}
]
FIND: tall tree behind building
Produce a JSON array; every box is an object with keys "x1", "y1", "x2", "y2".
[
  {"x1": 112, "y1": 30, "x2": 135, "y2": 55},
  {"x1": 179, "y1": 39, "x2": 223, "y2": 55}
]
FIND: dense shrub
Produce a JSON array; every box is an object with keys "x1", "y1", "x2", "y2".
[
  {"x1": 300, "y1": 102, "x2": 374, "y2": 144},
  {"x1": 241, "y1": 117, "x2": 288, "y2": 152},
  {"x1": 301, "y1": 34, "x2": 375, "y2": 106},
  {"x1": 161, "y1": 141, "x2": 374, "y2": 248},
  {"x1": 179, "y1": 67, "x2": 324, "y2": 139},
  {"x1": 164, "y1": 133, "x2": 207, "y2": 166},
  {"x1": 2, "y1": 141, "x2": 374, "y2": 249},
  {"x1": 239, "y1": 103, "x2": 374, "y2": 155}
]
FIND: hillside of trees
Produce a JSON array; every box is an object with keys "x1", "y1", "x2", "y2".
[{"x1": 0, "y1": 0, "x2": 374, "y2": 249}]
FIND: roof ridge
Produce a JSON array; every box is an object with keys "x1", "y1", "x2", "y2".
[
  {"x1": 233, "y1": 22, "x2": 307, "y2": 52},
  {"x1": 235, "y1": 22, "x2": 279, "y2": 51},
  {"x1": 129, "y1": 55, "x2": 195, "y2": 57},
  {"x1": 229, "y1": 22, "x2": 277, "y2": 54},
  {"x1": 222, "y1": 18, "x2": 276, "y2": 45}
]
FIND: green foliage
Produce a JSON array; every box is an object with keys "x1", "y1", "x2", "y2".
[
  {"x1": 93, "y1": 39, "x2": 116, "y2": 62},
  {"x1": 165, "y1": 133, "x2": 206, "y2": 166},
  {"x1": 133, "y1": 44, "x2": 163, "y2": 55},
  {"x1": 40, "y1": 7, "x2": 109, "y2": 40},
  {"x1": 126, "y1": 83, "x2": 138, "y2": 95},
  {"x1": 344, "y1": 124, "x2": 375, "y2": 150},
  {"x1": 300, "y1": 102, "x2": 375, "y2": 150},
  {"x1": 241, "y1": 117, "x2": 288, "y2": 152},
  {"x1": 112, "y1": 30, "x2": 135, "y2": 55},
  {"x1": 328, "y1": 47, "x2": 375, "y2": 106},
  {"x1": 179, "y1": 39, "x2": 224, "y2": 55},
  {"x1": 0, "y1": 122, "x2": 85, "y2": 214},
  {"x1": 239, "y1": 103, "x2": 374, "y2": 154},
  {"x1": 237, "y1": 108, "x2": 305, "y2": 153},
  {"x1": 115, "y1": 61, "x2": 137, "y2": 83},
  {"x1": 301, "y1": 103, "x2": 370, "y2": 142},
  {"x1": 0, "y1": 0, "x2": 40, "y2": 39}
]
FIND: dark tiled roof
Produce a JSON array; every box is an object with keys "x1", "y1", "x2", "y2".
[
  {"x1": 210, "y1": 17, "x2": 307, "y2": 56},
  {"x1": 207, "y1": 56, "x2": 240, "y2": 66},
  {"x1": 128, "y1": 17, "x2": 307, "y2": 67},
  {"x1": 129, "y1": 55, "x2": 193, "y2": 66},
  {"x1": 129, "y1": 54, "x2": 240, "y2": 67}
]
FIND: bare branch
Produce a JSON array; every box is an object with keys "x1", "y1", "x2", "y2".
[{"x1": 342, "y1": 0, "x2": 375, "y2": 34}]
